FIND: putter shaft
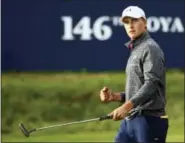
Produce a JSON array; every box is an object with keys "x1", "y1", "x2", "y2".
[
  {"x1": 36, "y1": 118, "x2": 100, "y2": 131},
  {"x1": 19, "y1": 115, "x2": 112, "y2": 137}
]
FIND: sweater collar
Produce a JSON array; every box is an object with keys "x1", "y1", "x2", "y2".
[{"x1": 125, "y1": 31, "x2": 151, "y2": 49}]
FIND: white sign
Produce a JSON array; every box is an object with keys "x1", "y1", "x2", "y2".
[{"x1": 61, "y1": 16, "x2": 184, "y2": 41}]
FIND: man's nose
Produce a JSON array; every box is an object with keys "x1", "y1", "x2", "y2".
[{"x1": 128, "y1": 23, "x2": 134, "y2": 29}]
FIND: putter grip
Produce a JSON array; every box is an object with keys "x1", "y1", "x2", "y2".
[{"x1": 99, "y1": 115, "x2": 112, "y2": 121}]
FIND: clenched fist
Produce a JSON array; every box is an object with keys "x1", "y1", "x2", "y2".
[{"x1": 99, "y1": 87, "x2": 114, "y2": 102}]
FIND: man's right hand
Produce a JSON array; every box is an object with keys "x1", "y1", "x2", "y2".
[
  {"x1": 99, "y1": 87, "x2": 123, "y2": 102},
  {"x1": 99, "y1": 87, "x2": 114, "y2": 102}
]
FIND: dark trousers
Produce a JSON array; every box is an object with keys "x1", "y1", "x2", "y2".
[{"x1": 115, "y1": 115, "x2": 169, "y2": 143}]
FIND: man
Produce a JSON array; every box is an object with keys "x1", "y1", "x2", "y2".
[{"x1": 99, "y1": 6, "x2": 169, "y2": 143}]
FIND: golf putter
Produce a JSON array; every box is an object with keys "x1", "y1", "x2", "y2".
[
  {"x1": 19, "y1": 115, "x2": 112, "y2": 137},
  {"x1": 19, "y1": 123, "x2": 36, "y2": 137}
]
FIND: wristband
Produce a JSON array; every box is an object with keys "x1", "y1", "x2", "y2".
[{"x1": 120, "y1": 92, "x2": 125, "y2": 102}]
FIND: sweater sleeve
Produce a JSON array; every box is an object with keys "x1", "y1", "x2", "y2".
[{"x1": 130, "y1": 44, "x2": 165, "y2": 108}]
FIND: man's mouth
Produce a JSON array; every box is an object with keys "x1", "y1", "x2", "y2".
[{"x1": 129, "y1": 30, "x2": 135, "y2": 34}]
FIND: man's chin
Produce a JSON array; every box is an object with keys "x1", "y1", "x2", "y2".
[{"x1": 129, "y1": 35, "x2": 137, "y2": 40}]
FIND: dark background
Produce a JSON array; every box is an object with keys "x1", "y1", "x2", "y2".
[{"x1": 2, "y1": 0, "x2": 184, "y2": 71}]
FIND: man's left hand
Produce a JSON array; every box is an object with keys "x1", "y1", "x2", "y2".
[
  {"x1": 109, "y1": 101, "x2": 134, "y2": 121},
  {"x1": 109, "y1": 106, "x2": 128, "y2": 121}
]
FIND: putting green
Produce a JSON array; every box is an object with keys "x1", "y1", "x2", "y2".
[{"x1": 2, "y1": 131, "x2": 184, "y2": 142}]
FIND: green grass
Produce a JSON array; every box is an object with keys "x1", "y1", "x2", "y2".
[
  {"x1": 2, "y1": 118, "x2": 184, "y2": 142},
  {"x1": 2, "y1": 131, "x2": 184, "y2": 142},
  {"x1": 2, "y1": 70, "x2": 184, "y2": 142}
]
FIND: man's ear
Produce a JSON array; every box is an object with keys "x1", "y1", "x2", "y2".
[
  {"x1": 145, "y1": 21, "x2": 147, "y2": 29},
  {"x1": 142, "y1": 18, "x2": 147, "y2": 29}
]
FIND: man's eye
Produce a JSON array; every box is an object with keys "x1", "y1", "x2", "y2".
[{"x1": 124, "y1": 20, "x2": 129, "y2": 24}]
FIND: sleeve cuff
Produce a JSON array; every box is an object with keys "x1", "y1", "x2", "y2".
[{"x1": 130, "y1": 97, "x2": 138, "y2": 108}]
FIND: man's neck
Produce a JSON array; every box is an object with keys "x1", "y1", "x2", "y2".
[
  {"x1": 124, "y1": 31, "x2": 150, "y2": 49},
  {"x1": 131, "y1": 31, "x2": 147, "y2": 41}
]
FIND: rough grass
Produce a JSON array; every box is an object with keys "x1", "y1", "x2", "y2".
[{"x1": 2, "y1": 70, "x2": 184, "y2": 142}]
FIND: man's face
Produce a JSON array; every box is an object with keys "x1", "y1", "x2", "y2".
[{"x1": 122, "y1": 17, "x2": 146, "y2": 40}]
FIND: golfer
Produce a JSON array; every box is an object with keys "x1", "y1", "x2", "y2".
[{"x1": 99, "y1": 6, "x2": 169, "y2": 143}]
